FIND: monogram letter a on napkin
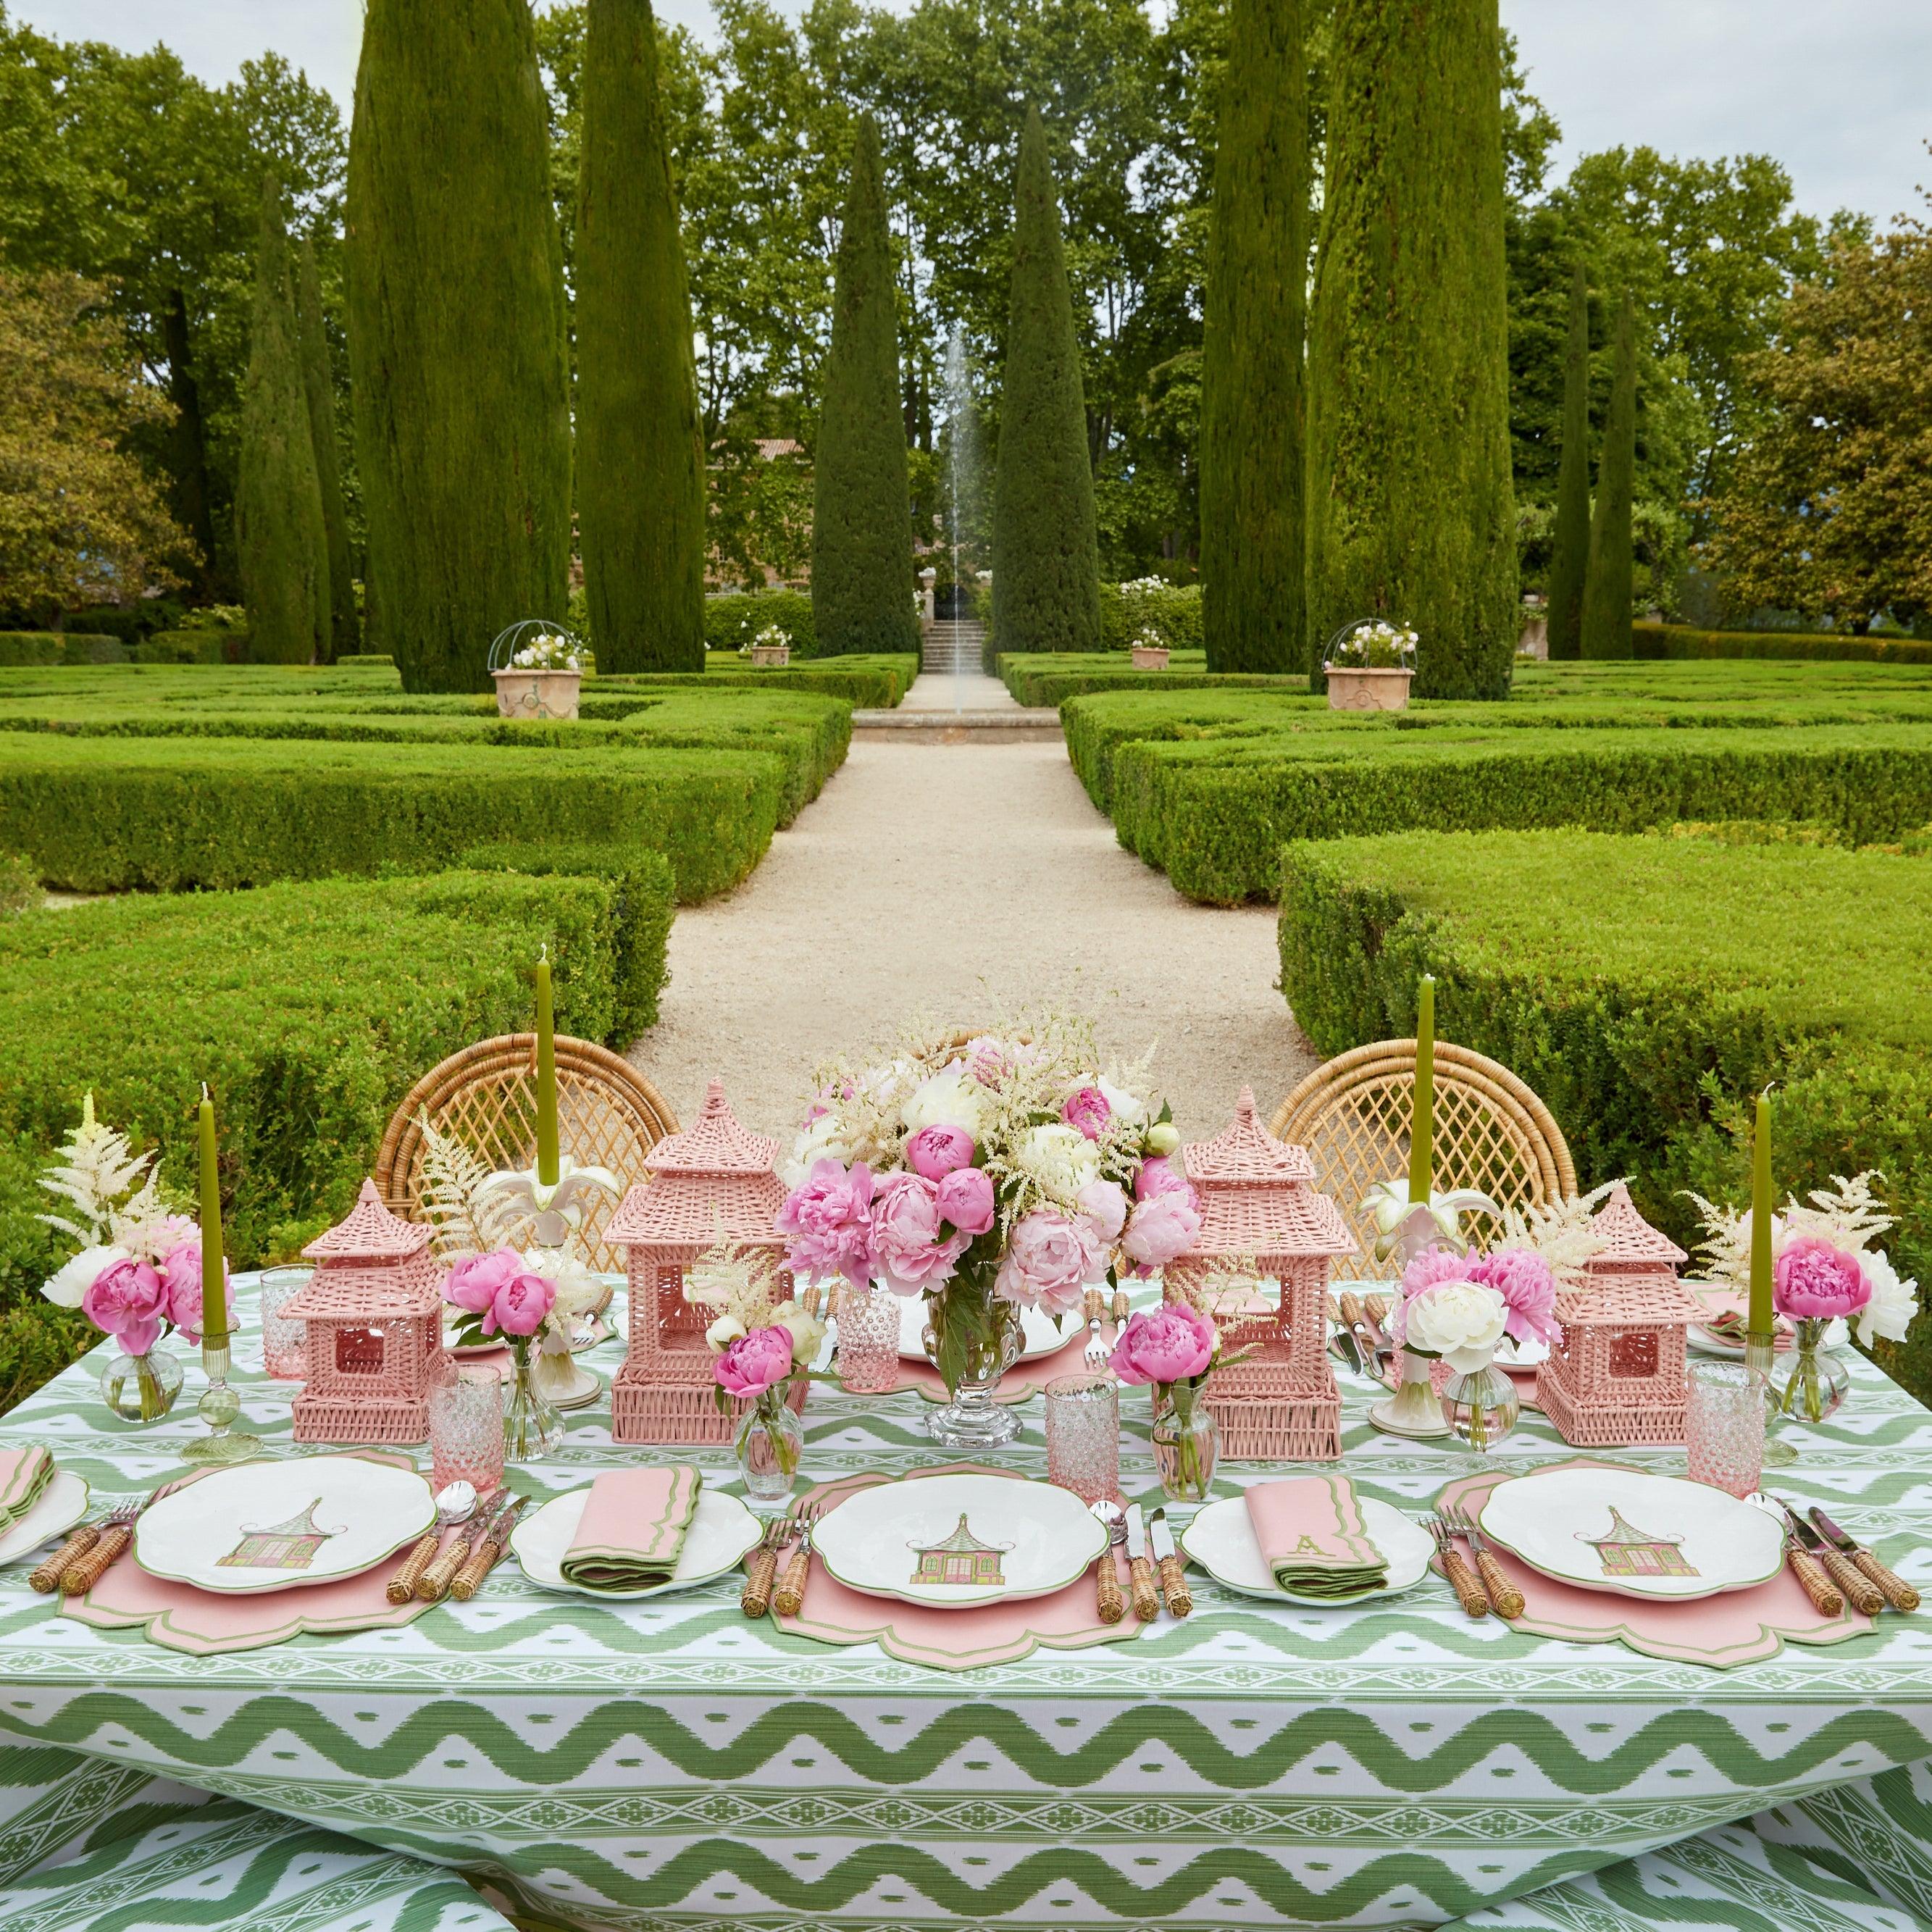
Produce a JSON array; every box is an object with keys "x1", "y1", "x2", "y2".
[
  {"x1": 560, "y1": 1465, "x2": 702, "y2": 1592},
  {"x1": 1245, "y1": 1473, "x2": 1389, "y2": 1599}
]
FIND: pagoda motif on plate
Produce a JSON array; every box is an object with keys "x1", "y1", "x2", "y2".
[
  {"x1": 908, "y1": 1514, "x2": 1011, "y2": 1589},
  {"x1": 283, "y1": 1180, "x2": 450, "y2": 1444},
  {"x1": 1163, "y1": 1087, "x2": 1357, "y2": 1460},
  {"x1": 1579, "y1": 1507, "x2": 1697, "y2": 1580},
  {"x1": 608, "y1": 1079, "x2": 805, "y2": 1444},
  {"x1": 1536, "y1": 1182, "x2": 1701, "y2": 1446}
]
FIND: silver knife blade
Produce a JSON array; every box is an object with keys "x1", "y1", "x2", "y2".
[
  {"x1": 1773, "y1": 1497, "x2": 1826, "y2": 1551},
  {"x1": 1329, "y1": 1321, "x2": 1368, "y2": 1376},
  {"x1": 1147, "y1": 1508, "x2": 1176, "y2": 1563},
  {"x1": 1124, "y1": 1503, "x2": 1147, "y2": 1560},
  {"x1": 1807, "y1": 1506, "x2": 1857, "y2": 1552}
]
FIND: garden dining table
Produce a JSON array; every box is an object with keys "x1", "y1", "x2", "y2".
[{"x1": 0, "y1": 1277, "x2": 1928, "y2": 1931}]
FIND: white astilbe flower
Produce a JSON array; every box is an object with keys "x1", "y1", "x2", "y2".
[
  {"x1": 1489, "y1": 1179, "x2": 1619, "y2": 1287},
  {"x1": 1686, "y1": 1168, "x2": 1897, "y2": 1295},
  {"x1": 683, "y1": 1239, "x2": 784, "y2": 1337},
  {"x1": 37, "y1": 1093, "x2": 159, "y2": 1249}
]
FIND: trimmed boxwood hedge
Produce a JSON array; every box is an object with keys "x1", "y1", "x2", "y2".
[
  {"x1": 0, "y1": 862, "x2": 666, "y2": 1410},
  {"x1": 1634, "y1": 622, "x2": 1932, "y2": 666},
  {"x1": 995, "y1": 651, "x2": 1307, "y2": 708},
  {"x1": 703, "y1": 589, "x2": 816, "y2": 656},
  {"x1": 0, "y1": 635, "x2": 123, "y2": 667},
  {"x1": 1276, "y1": 828, "x2": 1932, "y2": 1404}
]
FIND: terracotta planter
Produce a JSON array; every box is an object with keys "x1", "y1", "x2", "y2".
[
  {"x1": 1129, "y1": 645, "x2": 1171, "y2": 670},
  {"x1": 493, "y1": 667, "x2": 582, "y2": 721},
  {"x1": 1323, "y1": 664, "x2": 1413, "y2": 713},
  {"x1": 750, "y1": 644, "x2": 791, "y2": 667}
]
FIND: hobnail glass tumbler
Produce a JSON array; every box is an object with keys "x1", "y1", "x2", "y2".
[
  {"x1": 1045, "y1": 1371, "x2": 1120, "y2": 1505},
  {"x1": 430, "y1": 1367, "x2": 506, "y2": 1497},
  {"x1": 1686, "y1": 1360, "x2": 1765, "y2": 1499},
  {"x1": 835, "y1": 1284, "x2": 901, "y2": 1395},
  {"x1": 258, "y1": 1266, "x2": 311, "y2": 1381}
]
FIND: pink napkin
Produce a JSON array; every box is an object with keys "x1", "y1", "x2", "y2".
[
  {"x1": 0, "y1": 1445, "x2": 52, "y2": 1532},
  {"x1": 560, "y1": 1465, "x2": 702, "y2": 1591},
  {"x1": 1244, "y1": 1473, "x2": 1387, "y2": 1597}
]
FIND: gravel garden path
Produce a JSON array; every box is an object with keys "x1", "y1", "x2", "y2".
[{"x1": 631, "y1": 676, "x2": 1316, "y2": 1140}]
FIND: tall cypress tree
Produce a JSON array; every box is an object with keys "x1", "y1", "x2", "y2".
[
  {"x1": 1581, "y1": 289, "x2": 1638, "y2": 659},
  {"x1": 991, "y1": 106, "x2": 1100, "y2": 655},
  {"x1": 811, "y1": 115, "x2": 918, "y2": 658},
  {"x1": 293, "y1": 238, "x2": 359, "y2": 661},
  {"x1": 577, "y1": 0, "x2": 706, "y2": 672},
  {"x1": 348, "y1": 0, "x2": 571, "y2": 693},
  {"x1": 1200, "y1": 0, "x2": 1306, "y2": 674},
  {"x1": 1305, "y1": 0, "x2": 1517, "y2": 698},
  {"x1": 236, "y1": 178, "x2": 329, "y2": 665},
  {"x1": 1545, "y1": 263, "x2": 1592, "y2": 661}
]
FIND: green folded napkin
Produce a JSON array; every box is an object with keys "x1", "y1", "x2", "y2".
[
  {"x1": 1245, "y1": 1472, "x2": 1387, "y2": 1598},
  {"x1": 0, "y1": 1446, "x2": 54, "y2": 1536},
  {"x1": 559, "y1": 1465, "x2": 703, "y2": 1592}
]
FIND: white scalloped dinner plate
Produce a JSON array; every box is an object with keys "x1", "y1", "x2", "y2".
[
  {"x1": 1179, "y1": 1494, "x2": 1432, "y2": 1605},
  {"x1": 511, "y1": 1487, "x2": 761, "y2": 1599}
]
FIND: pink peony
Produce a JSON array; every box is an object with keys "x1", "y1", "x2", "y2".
[
  {"x1": 446, "y1": 1247, "x2": 522, "y2": 1316},
  {"x1": 485, "y1": 1269, "x2": 556, "y2": 1339},
  {"x1": 994, "y1": 1208, "x2": 1104, "y2": 1316},
  {"x1": 157, "y1": 1241, "x2": 231, "y2": 1345},
  {"x1": 1469, "y1": 1247, "x2": 1562, "y2": 1348},
  {"x1": 775, "y1": 1159, "x2": 876, "y2": 1292},
  {"x1": 906, "y1": 1123, "x2": 976, "y2": 1181},
  {"x1": 871, "y1": 1172, "x2": 968, "y2": 1294},
  {"x1": 1774, "y1": 1238, "x2": 1872, "y2": 1321},
  {"x1": 1110, "y1": 1302, "x2": 1216, "y2": 1387},
  {"x1": 934, "y1": 1164, "x2": 996, "y2": 1237},
  {"x1": 1121, "y1": 1187, "x2": 1202, "y2": 1270},
  {"x1": 715, "y1": 1323, "x2": 797, "y2": 1399},
  {"x1": 1061, "y1": 1086, "x2": 1111, "y2": 1141},
  {"x1": 1134, "y1": 1155, "x2": 1190, "y2": 1202},
  {"x1": 82, "y1": 1256, "x2": 169, "y2": 1358},
  {"x1": 1389, "y1": 1246, "x2": 1488, "y2": 1345},
  {"x1": 1076, "y1": 1179, "x2": 1129, "y2": 1242}
]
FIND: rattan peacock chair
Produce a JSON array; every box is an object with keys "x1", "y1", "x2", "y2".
[
  {"x1": 1269, "y1": 1040, "x2": 1576, "y2": 1281},
  {"x1": 375, "y1": 1034, "x2": 679, "y2": 1274}
]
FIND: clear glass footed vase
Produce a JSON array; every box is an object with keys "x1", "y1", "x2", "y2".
[
  {"x1": 1777, "y1": 1317, "x2": 1850, "y2": 1429},
  {"x1": 737, "y1": 1389, "x2": 804, "y2": 1504},
  {"x1": 923, "y1": 1264, "x2": 1024, "y2": 1450},
  {"x1": 1439, "y1": 1360, "x2": 1520, "y2": 1452},
  {"x1": 503, "y1": 1345, "x2": 563, "y2": 1463},
  {"x1": 98, "y1": 1342, "x2": 185, "y2": 1424},
  {"x1": 1152, "y1": 1388, "x2": 1218, "y2": 1502}
]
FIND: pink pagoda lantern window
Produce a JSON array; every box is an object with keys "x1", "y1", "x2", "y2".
[
  {"x1": 1537, "y1": 1182, "x2": 1701, "y2": 1446},
  {"x1": 1162, "y1": 1087, "x2": 1357, "y2": 1461},
  {"x1": 609, "y1": 1080, "x2": 801, "y2": 1445},
  {"x1": 283, "y1": 1179, "x2": 449, "y2": 1444}
]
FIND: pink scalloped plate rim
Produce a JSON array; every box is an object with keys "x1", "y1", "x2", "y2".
[
  {"x1": 774, "y1": 1462, "x2": 1150, "y2": 1669},
  {"x1": 1437, "y1": 1459, "x2": 1874, "y2": 1668},
  {"x1": 62, "y1": 1449, "x2": 443, "y2": 1655}
]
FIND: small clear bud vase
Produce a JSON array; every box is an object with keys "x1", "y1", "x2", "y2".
[
  {"x1": 1151, "y1": 1384, "x2": 1218, "y2": 1502},
  {"x1": 1438, "y1": 1359, "x2": 1520, "y2": 1452},
  {"x1": 1776, "y1": 1318, "x2": 1850, "y2": 1429},
  {"x1": 503, "y1": 1343, "x2": 563, "y2": 1463},
  {"x1": 98, "y1": 1342, "x2": 184, "y2": 1423},
  {"x1": 737, "y1": 1387, "x2": 804, "y2": 1503}
]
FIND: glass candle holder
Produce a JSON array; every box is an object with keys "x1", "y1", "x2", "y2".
[
  {"x1": 430, "y1": 1367, "x2": 506, "y2": 1497},
  {"x1": 1686, "y1": 1359, "x2": 1765, "y2": 1499},
  {"x1": 835, "y1": 1283, "x2": 901, "y2": 1395},
  {"x1": 258, "y1": 1266, "x2": 311, "y2": 1381},
  {"x1": 1045, "y1": 1371, "x2": 1120, "y2": 1505}
]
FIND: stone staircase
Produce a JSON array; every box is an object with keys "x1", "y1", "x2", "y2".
[{"x1": 921, "y1": 619, "x2": 984, "y2": 675}]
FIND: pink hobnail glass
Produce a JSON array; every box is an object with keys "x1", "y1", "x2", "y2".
[
  {"x1": 1686, "y1": 1360, "x2": 1765, "y2": 1499},
  {"x1": 430, "y1": 1367, "x2": 506, "y2": 1497},
  {"x1": 1045, "y1": 1371, "x2": 1121, "y2": 1505},
  {"x1": 835, "y1": 1284, "x2": 901, "y2": 1395},
  {"x1": 259, "y1": 1267, "x2": 311, "y2": 1381}
]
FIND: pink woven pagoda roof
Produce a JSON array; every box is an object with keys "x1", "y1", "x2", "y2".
[
  {"x1": 1555, "y1": 1274, "x2": 1702, "y2": 1324},
  {"x1": 642, "y1": 1080, "x2": 780, "y2": 1177},
  {"x1": 605, "y1": 1171, "x2": 787, "y2": 1248},
  {"x1": 280, "y1": 1268, "x2": 443, "y2": 1321},
  {"x1": 1583, "y1": 1183, "x2": 1689, "y2": 1271},
  {"x1": 1182, "y1": 1089, "x2": 1317, "y2": 1184},
  {"x1": 302, "y1": 1179, "x2": 431, "y2": 1262}
]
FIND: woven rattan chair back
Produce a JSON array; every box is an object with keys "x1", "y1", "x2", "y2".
[
  {"x1": 375, "y1": 1035, "x2": 679, "y2": 1273},
  {"x1": 1269, "y1": 1041, "x2": 1576, "y2": 1281}
]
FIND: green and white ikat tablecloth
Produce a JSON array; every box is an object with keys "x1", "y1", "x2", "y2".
[{"x1": 0, "y1": 1281, "x2": 1928, "y2": 1932}]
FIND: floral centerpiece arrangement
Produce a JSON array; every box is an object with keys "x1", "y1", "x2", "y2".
[
  {"x1": 36, "y1": 1096, "x2": 229, "y2": 1421},
  {"x1": 1325, "y1": 619, "x2": 1418, "y2": 670},
  {"x1": 1109, "y1": 1298, "x2": 1247, "y2": 1500},
  {"x1": 774, "y1": 1015, "x2": 1198, "y2": 1446},
  {"x1": 740, "y1": 623, "x2": 791, "y2": 664},
  {"x1": 510, "y1": 632, "x2": 582, "y2": 672},
  {"x1": 1689, "y1": 1171, "x2": 1919, "y2": 1424}
]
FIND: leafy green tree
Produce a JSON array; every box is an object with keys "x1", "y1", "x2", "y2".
[
  {"x1": 235, "y1": 180, "x2": 328, "y2": 664},
  {"x1": 992, "y1": 106, "x2": 1100, "y2": 652},
  {"x1": 577, "y1": 0, "x2": 706, "y2": 669},
  {"x1": 349, "y1": 0, "x2": 572, "y2": 692},
  {"x1": 1305, "y1": 0, "x2": 1517, "y2": 698},
  {"x1": 813, "y1": 115, "x2": 918, "y2": 656},
  {"x1": 1580, "y1": 290, "x2": 1636, "y2": 658},
  {"x1": 292, "y1": 238, "x2": 356, "y2": 660},
  {"x1": 1545, "y1": 263, "x2": 1591, "y2": 661},
  {"x1": 1198, "y1": 0, "x2": 1305, "y2": 672}
]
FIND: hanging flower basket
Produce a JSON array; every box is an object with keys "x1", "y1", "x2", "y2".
[{"x1": 488, "y1": 619, "x2": 585, "y2": 721}]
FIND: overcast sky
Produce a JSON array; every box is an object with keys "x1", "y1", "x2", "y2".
[{"x1": 18, "y1": 0, "x2": 1931, "y2": 225}]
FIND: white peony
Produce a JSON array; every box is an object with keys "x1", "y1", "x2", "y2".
[
  {"x1": 782, "y1": 1111, "x2": 857, "y2": 1189},
  {"x1": 42, "y1": 1244, "x2": 128, "y2": 1310},
  {"x1": 1013, "y1": 1123, "x2": 1102, "y2": 1197},
  {"x1": 773, "y1": 1300, "x2": 828, "y2": 1366},
  {"x1": 902, "y1": 1069, "x2": 987, "y2": 1137},
  {"x1": 1853, "y1": 1249, "x2": 1919, "y2": 1348},
  {"x1": 706, "y1": 1314, "x2": 748, "y2": 1354},
  {"x1": 1096, "y1": 1076, "x2": 1147, "y2": 1127},
  {"x1": 1402, "y1": 1280, "x2": 1509, "y2": 1374}
]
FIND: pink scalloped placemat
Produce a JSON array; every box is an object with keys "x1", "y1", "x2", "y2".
[
  {"x1": 772, "y1": 1463, "x2": 1153, "y2": 1669},
  {"x1": 1437, "y1": 1460, "x2": 1874, "y2": 1668},
  {"x1": 62, "y1": 1450, "x2": 448, "y2": 1655}
]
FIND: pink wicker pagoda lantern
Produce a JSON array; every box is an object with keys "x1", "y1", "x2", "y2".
[
  {"x1": 1537, "y1": 1182, "x2": 1701, "y2": 1446},
  {"x1": 1163, "y1": 1087, "x2": 1357, "y2": 1460},
  {"x1": 283, "y1": 1179, "x2": 449, "y2": 1444},
  {"x1": 609, "y1": 1079, "x2": 803, "y2": 1445}
]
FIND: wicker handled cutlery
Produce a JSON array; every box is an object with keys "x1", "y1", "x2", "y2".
[
  {"x1": 1808, "y1": 1506, "x2": 1919, "y2": 1613},
  {"x1": 451, "y1": 1494, "x2": 525, "y2": 1602}
]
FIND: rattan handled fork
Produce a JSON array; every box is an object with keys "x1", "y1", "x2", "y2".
[
  {"x1": 772, "y1": 1500, "x2": 824, "y2": 1618},
  {"x1": 740, "y1": 1515, "x2": 789, "y2": 1618},
  {"x1": 57, "y1": 1500, "x2": 146, "y2": 1598},
  {"x1": 1426, "y1": 1517, "x2": 1489, "y2": 1618},
  {"x1": 30, "y1": 1523, "x2": 101, "y2": 1595},
  {"x1": 1445, "y1": 1504, "x2": 1524, "y2": 1620}
]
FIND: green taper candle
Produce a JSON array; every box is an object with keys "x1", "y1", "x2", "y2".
[
  {"x1": 198, "y1": 1085, "x2": 228, "y2": 1346},
  {"x1": 535, "y1": 948, "x2": 559, "y2": 1186},
  {"x1": 1747, "y1": 1090, "x2": 1774, "y2": 1342},
  {"x1": 1408, "y1": 975, "x2": 1436, "y2": 1200}
]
